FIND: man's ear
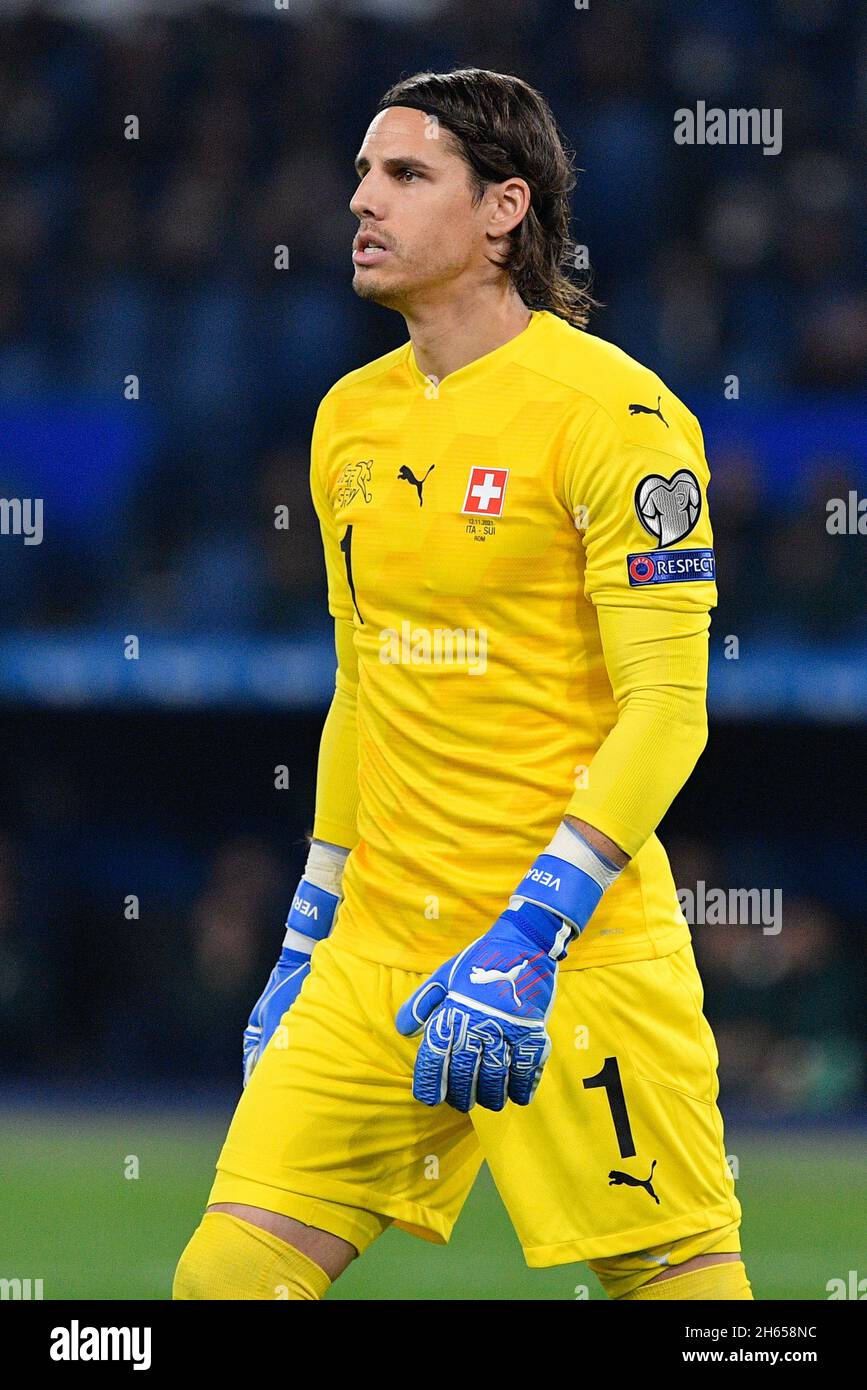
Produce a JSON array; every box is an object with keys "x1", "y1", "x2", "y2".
[{"x1": 487, "y1": 176, "x2": 531, "y2": 241}]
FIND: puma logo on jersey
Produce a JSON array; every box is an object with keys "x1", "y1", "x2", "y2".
[
  {"x1": 608, "y1": 1159, "x2": 659, "y2": 1203},
  {"x1": 628, "y1": 395, "x2": 668, "y2": 428},
  {"x1": 398, "y1": 464, "x2": 435, "y2": 506},
  {"x1": 469, "y1": 960, "x2": 528, "y2": 1010}
]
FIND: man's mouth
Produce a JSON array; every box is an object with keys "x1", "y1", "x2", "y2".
[{"x1": 353, "y1": 233, "x2": 392, "y2": 266}]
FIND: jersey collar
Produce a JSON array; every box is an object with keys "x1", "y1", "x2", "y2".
[{"x1": 404, "y1": 308, "x2": 548, "y2": 392}]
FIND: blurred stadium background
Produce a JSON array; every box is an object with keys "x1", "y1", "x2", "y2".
[{"x1": 0, "y1": 0, "x2": 864, "y2": 1300}]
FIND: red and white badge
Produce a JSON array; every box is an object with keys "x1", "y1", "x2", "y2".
[{"x1": 461, "y1": 467, "x2": 509, "y2": 517}]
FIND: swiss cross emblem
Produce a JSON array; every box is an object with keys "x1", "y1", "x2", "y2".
[{"x1": 461, "y1": 466, "x2": 509, "y2": 517}]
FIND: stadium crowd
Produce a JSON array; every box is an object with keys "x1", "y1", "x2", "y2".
[{"x1": 0, "y1": 1, "x2": 865, "y2": 640}]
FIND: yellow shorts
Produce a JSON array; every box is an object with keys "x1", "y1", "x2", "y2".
[{"x1": 209, "y1": 935, "x2": 740, "y2": 1267}]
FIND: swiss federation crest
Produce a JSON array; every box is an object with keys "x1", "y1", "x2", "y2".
[
  {"x1": 634, "y1": 469, "x2": 701, "y2": 548},
  {"x1": 336, "y1": 458, "x2": 374, "y2": 509}
]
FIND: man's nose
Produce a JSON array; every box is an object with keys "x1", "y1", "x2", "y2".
[{"x1": 350, "y1": 172, "x2": 383, "y2": 220}]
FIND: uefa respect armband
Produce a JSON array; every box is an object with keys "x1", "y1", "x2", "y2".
[{"x1": 627, "y1": 548, "x2": 716, "y2": 586}]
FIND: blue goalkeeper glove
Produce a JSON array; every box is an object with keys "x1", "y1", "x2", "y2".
[
  {"x1": 395, "y1": 823, "x2": 622, "y2": 1113},
  {"x1": 243, "y1": 842, "x2": 347, "y2": 1086}
]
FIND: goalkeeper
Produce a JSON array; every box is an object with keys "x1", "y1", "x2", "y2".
[{"x1": 174, "y1": 67, "x2": 751, "y2": 1303}]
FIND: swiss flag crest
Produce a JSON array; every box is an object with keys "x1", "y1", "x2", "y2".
[{"x1": 461, "y1": 466, "x2": 509, "y2": 517}]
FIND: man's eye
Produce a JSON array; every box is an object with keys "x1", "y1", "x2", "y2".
[{"x1": 398, "y1": 168, "x2": 419, "y2": 182}]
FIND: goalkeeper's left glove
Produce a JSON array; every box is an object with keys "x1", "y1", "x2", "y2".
[{"x1": 395, "y1": 822, "x2": 622, "y2": 1113}]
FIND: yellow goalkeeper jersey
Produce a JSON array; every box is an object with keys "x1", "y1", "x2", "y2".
[{"x1": 310, "y1": 308, "x2": 717, "y2": 972}]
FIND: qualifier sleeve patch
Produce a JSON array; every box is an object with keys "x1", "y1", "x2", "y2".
[
  {"x1": 627, "y1": 548, "x2": 716, "y2": 585},
  {"x1": 634, "y1": 469, "x2": 701, "y2": 546}
]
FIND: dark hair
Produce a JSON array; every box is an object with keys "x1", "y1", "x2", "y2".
[{"x1": 375, "y1": 68, "x2": 596, "y2": 329}]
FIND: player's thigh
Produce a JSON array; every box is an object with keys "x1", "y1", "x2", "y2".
[
  {"x1": 209, "y1": 935, "x2": 482, "y2": 1253},
  {"x1": 206, "y1": 1203, "x2": 358, "y2": 1280},
  {"x1": 472, "y1": 944, "x2": 741, "y2": 1265}
]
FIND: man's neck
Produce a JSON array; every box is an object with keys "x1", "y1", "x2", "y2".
[{"x1": 404, "y1": 291, "x2": 533, "y2": 385}]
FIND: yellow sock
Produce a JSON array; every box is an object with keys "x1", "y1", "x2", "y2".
[
  {"x1": 172, "y1": 1211, "x2": 331, "y2": 1300},
  {"x1": 622, "y1": 1259, "x2": 753, "y2": 1300}
]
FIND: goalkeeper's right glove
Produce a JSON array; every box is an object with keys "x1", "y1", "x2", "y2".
[
  {"x1": 242, "y1": 840, "x2": 348, "y2": 1086},
  {"x1": 395, "y1": 821, "x2": 623, "y2": 1112}
]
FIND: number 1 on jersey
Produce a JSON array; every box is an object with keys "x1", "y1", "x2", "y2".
[
  {"x1": 340, "y1": 524, "x2": 363, "y2": 623},
  {"x1": 583, "y1": 1055, "x2": 637, "y2": 1158}
]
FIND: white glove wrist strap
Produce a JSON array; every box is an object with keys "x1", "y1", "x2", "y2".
[{"x1": 544, "y1": 821, "x2": 622, "y2": 893}]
